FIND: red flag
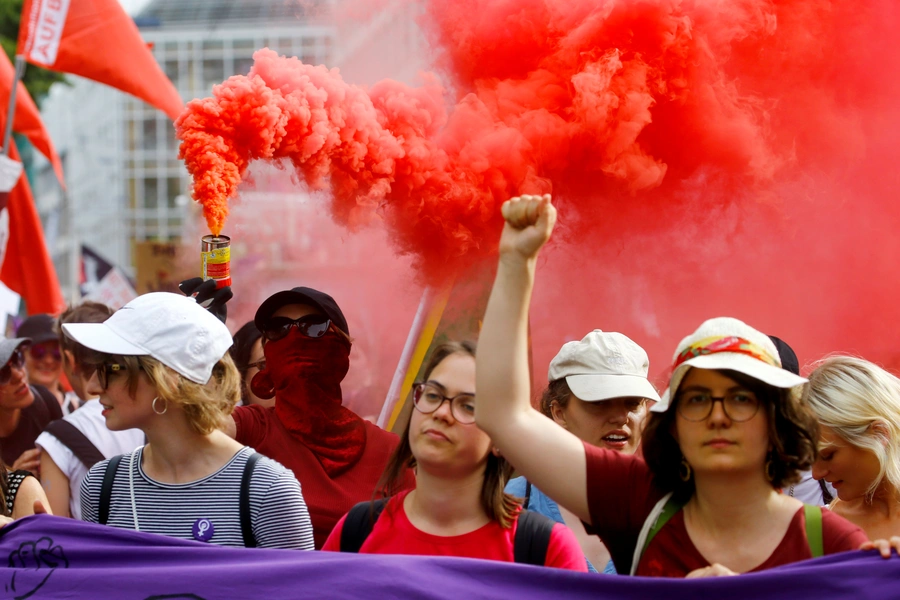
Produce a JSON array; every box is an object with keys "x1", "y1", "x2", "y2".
[
  {"x1": 0, "y1": 141, "x2": 64, "y2": 315},
  {"x1": 16, "y1": 0, "x2": 183, "y2": 121},
  {"x1": 0, "y1": 52, "x2": 64, "y2": 185}
]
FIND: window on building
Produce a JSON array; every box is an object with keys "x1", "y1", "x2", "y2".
[
  {"x1": 233, "y1": 39, "x2": 256, "y2": 52},
  {"x1": 167, "y1": 178, "x2": 182, "y2": 207},
  {"x1": 144, "y1": 178, "x2": 159, "y2": 209},
  {"x1": 202, "y1": 40, "x2": 224, "y2": 53},
  {"x1": 142, "y1": 118, "x2": 158, "y2": 151},
  {"x1": 203, "y1": 59, "x2": 225, "y2": 87},
  {"x1": 165, "y1": 59, "x2": 179, "y2": 83},
  {"x1": 235, "y1": 58, "x2": 254, "y2": 76}
]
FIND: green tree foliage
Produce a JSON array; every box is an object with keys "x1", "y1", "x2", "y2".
[{"x1": 0, "y1": 0, "x2": 66, "y2": 106}]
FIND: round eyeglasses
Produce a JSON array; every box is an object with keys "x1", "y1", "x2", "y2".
[
  {"x1": 413, "y1": 383, "x2": 476, "y2": 424},
  {"x1": 676, "y1": 390, "x2": 761, "y2": 422}
]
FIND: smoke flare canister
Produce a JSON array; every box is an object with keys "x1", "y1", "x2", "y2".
[{"x1": 200, "y1": 235, "x2": 232, "y2": 288}]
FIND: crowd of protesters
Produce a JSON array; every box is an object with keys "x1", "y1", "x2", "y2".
[{"x1": 2, "y1": 196, "x2": 900, "y2": 576}]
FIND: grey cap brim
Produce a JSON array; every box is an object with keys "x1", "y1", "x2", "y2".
[
  {"x1": 652, "y1": 353, "x2": 808, "y2": 413},
  {"x1": 0, "y1": 337, "x2": 31, "y2": 366},
  {"x1": 62, "y1": 323, "x2": 149, "y2": 356},
  {"x1": 566, "y1": 373, "x2": 662, "y2": 403}
]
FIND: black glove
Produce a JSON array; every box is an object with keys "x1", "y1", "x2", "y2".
[{"x1": 179, "y1": 277, "x2": 233, "y2": 324}]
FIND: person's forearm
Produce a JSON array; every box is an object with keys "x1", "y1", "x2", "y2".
[{"x1": 476, "y1": 252, "x2": 537, "y2": 438}]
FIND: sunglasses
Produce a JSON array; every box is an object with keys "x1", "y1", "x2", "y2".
[
  {"x1": 30, "y1": 344, "x2": 61, "y2": 361},
  {"x1": 97, "y1": 362, "x2": 129, "y2": 390},
  {"x1": 261, "y1": 314, "x2": 334, "y2": 342},
  {"x1": 0, "y1": 348, "x2": 26, "y2": 386}
]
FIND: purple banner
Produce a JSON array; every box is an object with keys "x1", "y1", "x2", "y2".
[{"x1": 0, "y1": 515, "x2": 896, "y2": 599}]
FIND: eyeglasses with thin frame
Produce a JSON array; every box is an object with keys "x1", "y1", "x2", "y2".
[
  {"x1": 0, "y1": 348, "x2": 26, "y2": 386},
  {"x1": 29, "y1": 344, "x2": 61, "y2": 362},
  {"x1": 261, "y1": 315, "x2": 335, "y2": 343},
  {"x1": 247, "y1": 358, "x2": 266, "y2": 371},
  {"x1": 676, "y1": 390, "x2": 761, "y2": 422},
  {"x1": 413, "y1": 382, "x2": 476, "y2": 424}
]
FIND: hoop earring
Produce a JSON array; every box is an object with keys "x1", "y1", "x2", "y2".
[
  {"x1": 679, "y1": 458, "x2": 692, "y2": 482},
  {"x1": 152, "y1": 396, "x2": 168, "y2": 415},
  {"x1": 765, "y1": 458, "x2": 775, "y2": 483}
]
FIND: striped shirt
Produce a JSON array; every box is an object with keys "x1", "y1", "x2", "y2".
[{"x1": 80, "y1": 446, "x2": 314, "y2": 550}]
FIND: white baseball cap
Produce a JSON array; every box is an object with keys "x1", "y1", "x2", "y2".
[
  {"x1": 651, "y1": 316, "x2": 808, "y2": 413},
  {"x1": 62, "y1": 292, "x2": 233, "y2": 385},
  {"x1": 548, "y1": 330, "x2": 661, "y2": 402}
]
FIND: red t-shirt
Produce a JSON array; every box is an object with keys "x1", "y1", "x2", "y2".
[
  {"x1": 234, "y1": 405, "x2": 400, "y2": 549},
  {"x1": 322, "y1": 490, "x2": 588, "y2": 571},
  {"x1": 583, "y1": 441, "x2": 868, "y2": 577}
]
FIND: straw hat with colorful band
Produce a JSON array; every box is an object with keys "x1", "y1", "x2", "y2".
[{"x1": 651, "y1": 317, "x2": 808, "y2": 414}]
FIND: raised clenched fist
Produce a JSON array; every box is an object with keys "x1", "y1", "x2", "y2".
[{"x1": 498, "y1": 194, "x2": 557, "y2": 260}]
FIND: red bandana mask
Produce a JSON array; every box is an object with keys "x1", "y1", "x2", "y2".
[{"x1": 251, "y1": 328, "x2": 366, "y2": 477}]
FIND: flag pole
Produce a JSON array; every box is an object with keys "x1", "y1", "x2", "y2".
[
  {"x1": 2, "y1": 56, "x2": 26, "y2": 156},
  {"x1": 377, "y1": 281, "x2": 453, "y2": 430}
]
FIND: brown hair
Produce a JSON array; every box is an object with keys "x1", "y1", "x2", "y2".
[
  {"x1": 539, "y1": 378, "x2": 572, "y2": 418},
  {"x1": 376, "y1": 340, "x2": 520, "y2": 528},
  {"x1": 103, "y1": 353, "x2": 240, "y2": 435},
  {"x1": 642, "y1": 368, "x2": 818, "y2": 500},
  {"x1": 57, "y1": 301, "x2": 114, "y2": 375}
]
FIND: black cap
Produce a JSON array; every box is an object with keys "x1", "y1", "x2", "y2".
[
  {"x1": 768, "y1": 335, "x2": 799, "y2": 375},
  {"x1": 16, "y1": 314, "x2": 58, "y2": 345},
  {"x1": 255, "y1": 287, "x2": 349, "y2": 335}
]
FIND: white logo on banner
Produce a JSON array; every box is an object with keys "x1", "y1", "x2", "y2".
[{"x1": 28, "y1": 0, "x2": 72, "y2": 66}]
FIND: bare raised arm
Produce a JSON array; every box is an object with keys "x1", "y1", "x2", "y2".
[{"x1": 475, "y1": 195, "x2": 591, "y2": 524}]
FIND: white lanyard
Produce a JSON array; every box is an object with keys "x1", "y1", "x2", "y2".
[{"x1": 129, "y1": 448, "x2": 141, "y2": 532}]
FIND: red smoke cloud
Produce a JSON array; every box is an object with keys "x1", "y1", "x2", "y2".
[{"x1": 177, "y1": 0, "x2": 900, "y2": 377}]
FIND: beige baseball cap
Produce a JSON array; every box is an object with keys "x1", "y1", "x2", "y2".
[{"x1": 549, "y1": 330, "x2": 661, "y2": 402}]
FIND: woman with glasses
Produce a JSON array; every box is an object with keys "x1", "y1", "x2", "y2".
[
  {"x1": 17, "y1": 314, "x2": 78, "y2": 414},
  {"x1": 322, "y1": 341, "x2": 586, "y2": 570},
  {"x1": 474, "y1": 195, "x2": 871, "y2": 578},
  {"x1": 0, "y1": 337, "x2": 62, "y2": 473},
  {"x1": 0, "y1": 337, "x2": 54, "y2": 526},
  {"x1": 68, "y1": 293, "x2": 314, "y2": 549},
  {"x1": 221, "y1": 287, "x2": 402, "y2": 549},
  {"x1": 804, "y1": 356, "x2": 900, "y2": 540}
]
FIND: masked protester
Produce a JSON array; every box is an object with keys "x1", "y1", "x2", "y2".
[{"x1": 225, "y1": 288, "x2": 403, "y2": 548}]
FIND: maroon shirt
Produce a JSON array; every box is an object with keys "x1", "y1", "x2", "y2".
[
  {"x1": 583, "y1": 441, "x2": 868, "y2": 576},
  {"x1": 234, "y1": 405, "x2": 400, "y2": 549}
]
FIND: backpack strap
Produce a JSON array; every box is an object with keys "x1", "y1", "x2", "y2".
[
  {"x1": 630, "y1": 492, "x2": 685, "y2": 575},
  {"x1": 804, "y1": 504, "x2": 824, "y2": 558},
  {"x1": 513, "y1": 509, "x2": 556, "y2": 566},
  {"x1": 44, "y1": 419, "x2": 106, "y2": 468},
  {"x1": 29, "y1": 385, "x2": 54, "y2": 425},
  {"x1": 340, "y1": 499, "x2": 389, "y2": 552},
  {"x1": 99, "y1": 454, "x2": 124, "y2": 526},
  {"x1": 240, "y1": 452, "x2": 262, "y2": 548},
  {"x1": 523, "y1": 480, "x2": 533, "y2": 509}
]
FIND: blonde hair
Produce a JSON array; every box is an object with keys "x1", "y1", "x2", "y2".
[
  {"x1": 804, "y1": 355, "x2": 900, "y2": 497},
  {"x1": 117, "y1": 353, "x2": 241, "y2": 435}
]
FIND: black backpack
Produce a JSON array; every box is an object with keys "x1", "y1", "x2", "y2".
[{"x1": 340, "y1": 498, "x2": 556, "y2": 566}]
